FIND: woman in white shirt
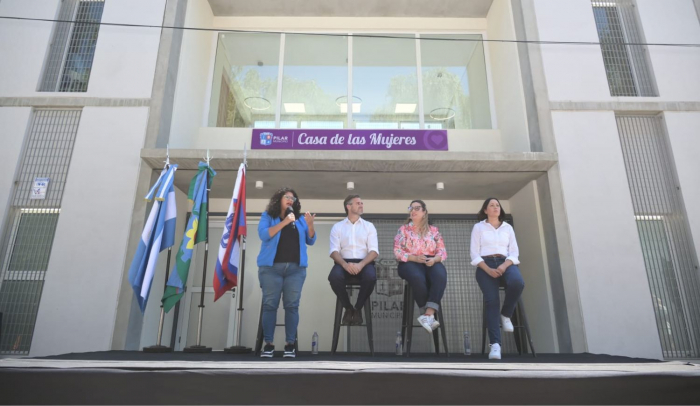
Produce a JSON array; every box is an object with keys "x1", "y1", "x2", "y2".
[{"x1": 470, "y1": 197, "x2": 525, "y2": 360}]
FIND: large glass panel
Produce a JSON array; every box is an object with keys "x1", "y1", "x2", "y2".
[
  {"x1": 352, "y1": 35, "x2": 419, "y2": 129},
  {"x1": 281, "y1": 34, "x2": 348, "y2": 129},
  {"x1": 209, "y1": 33, "x2": 281, "y2": 128},
  {"x1": 420, "y1": 35, "x2": 492, "y2": 129}
]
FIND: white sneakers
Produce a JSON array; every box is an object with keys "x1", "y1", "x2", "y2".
[
  {"x1": 501, "y1": 315, "x2": 514, "y2": 332},
  {"x1": 485, "y1": 316, "x2": 511, "y2": 360},
  {"x1": 489, "y1": 343, "x2": 502, "y2": 360},
  {"x1": 417, "y1": 314, "x2": 439, "y2": 334}
]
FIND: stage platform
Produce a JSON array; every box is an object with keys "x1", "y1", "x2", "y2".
[{"x1": 1, "y1": 351, "x2": 699, "y2": 404}]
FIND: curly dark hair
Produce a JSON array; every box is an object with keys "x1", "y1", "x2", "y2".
[
  {"x1": 477, "y1": 197, "x2": 506, "y2": 222},
  {"x1": 266, "y1": 187, "x2": 302, "y2": 219}
]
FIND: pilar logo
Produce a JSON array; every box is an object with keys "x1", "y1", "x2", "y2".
[{"x1": 260, "y1": 132, "x2": 273, "y2": 146}]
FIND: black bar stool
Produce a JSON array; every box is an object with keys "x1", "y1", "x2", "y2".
[
  {"x1": 481, "y1": 288, "x2": 536, "y2": 357},
  {"x1": 254, "y1": 302, "x2": 298, "y2": 356},
  {"x1": 331, "y1": 278, "x2": 374, "y2": 355},
  {"x1": 401, "y1": 282, "x2": 449, "y2": 357}
]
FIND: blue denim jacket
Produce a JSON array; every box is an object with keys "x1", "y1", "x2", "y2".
[{"x1": 257, "y1": 211, "x2": 316, "y2": 267}]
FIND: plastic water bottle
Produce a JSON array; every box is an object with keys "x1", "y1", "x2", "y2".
[
  {"x1": 395, "y1": 331, "x2": 403, "y2": 356},
  {"x1": 463, "y1": 331, "x2": 471, "y2": 356},
  {"x1": 312, "y1": 331, "x2": 319, "y2": 354}
]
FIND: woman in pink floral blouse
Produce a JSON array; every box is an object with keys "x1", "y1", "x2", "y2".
[{"x1": 393, "y1": 199, "x2": 447, "y2": 333}]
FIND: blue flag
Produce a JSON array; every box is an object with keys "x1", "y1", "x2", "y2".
[{"x1": 128, "y1": 164, "x2": 178, "y2": 312}]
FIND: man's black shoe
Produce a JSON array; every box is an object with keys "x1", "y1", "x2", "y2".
[
  {"x1": 351, "y1": 308, "x2": 363, "y2": 325},
  {"x1": 341, "y1": 308, "x2": 354, "y2": 325}
]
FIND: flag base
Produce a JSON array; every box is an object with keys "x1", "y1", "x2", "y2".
[
  {"x1": 183, "y1": 345, "x2": 212, "y2": 353},
  {"x1": 224, "y1": 345, "x2": 252, "y2": 354},
  {"x1": 142, "y1": 345, "x2": 172, "y2": 353}
]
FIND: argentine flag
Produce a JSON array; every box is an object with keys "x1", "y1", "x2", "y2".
[
  {"x1": 214, "y1": 163, "x2": 247, "y2": 301},
  {"x1": 128, "y1": 164, "x2": 178, "y2": 313}
]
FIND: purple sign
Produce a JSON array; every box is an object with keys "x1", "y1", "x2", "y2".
[{"x1": 252, "y1": 129, "x2": 448, "y2": 151}]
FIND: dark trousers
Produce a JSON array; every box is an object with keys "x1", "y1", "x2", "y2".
[
  {"x1": 328, "y1": 259, "x2": 377, "y2": 310},
  {"x1": 476, "y1": 256, "x2": 525, "y2": 345},
  {"x1": 397, "y1": 261, "x2": 447, "y2": 311}
]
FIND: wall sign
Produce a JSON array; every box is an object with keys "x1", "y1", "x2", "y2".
[
  {"x1": 30, "y1": 177, "x2": 50, "y2": 200},
  {"x1": 252, "y1": 129, "x2": 448, "y2": 151}
]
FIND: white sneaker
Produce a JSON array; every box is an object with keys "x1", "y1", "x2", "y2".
[
  {"x1": 489, "y1": 343, "x2": 502, "y2": 360},
  {"x1": 417, "y1": 314, "x2": 435, "y2": 334},
  {"x1": 501, "y1": 315, "x2": 514, "y2": 332},
  {"x1": 430, "y1": 319, "x2": 440, "y2": 331}
]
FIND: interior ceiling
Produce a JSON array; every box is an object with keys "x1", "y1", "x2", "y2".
[
  {"x1": 207, "y1": 0, "x2": 494, "y2": 18},
  {"x1": 173, "y1": 170, "x2": 543, "y2": 202},
  {"x1": 219, "y1": 33, "x2": 480, "y2": 69}
]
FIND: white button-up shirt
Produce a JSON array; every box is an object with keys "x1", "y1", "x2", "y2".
[
  {"x1": 470, "y1": 220, "x2": 520, "y2": 266},
  {"x1": 329, "y1": 217, "x2": 379, "y2": 259}
]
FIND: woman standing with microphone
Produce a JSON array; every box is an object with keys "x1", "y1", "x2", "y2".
[
  {"x1": 257, "y1": 187, "x2": 316, "y2": 358},
  {"x1": 471, "y1": 197, "x2": 524, "y2": 360}
]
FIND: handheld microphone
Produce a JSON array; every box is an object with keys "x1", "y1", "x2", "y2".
[{"x1": 286, "y1": 207, "x2": 295, "y2": 229}]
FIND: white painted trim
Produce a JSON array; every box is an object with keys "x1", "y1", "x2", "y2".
[
  {"x1": 347, "y1": 34, "x2": 353, "y2": 129},
  {"x1": 201, "y1": 32, "x2": 220, "y2": 127},
  {"x1": 415, "y1": 34, "x2": 425, "y2": 129},
  {"x1": 481, "y1": 30, "x2": 499, "y2": 130},
  {"x1": 274, "y1": 33, "x2": 286, "y2": 128}
]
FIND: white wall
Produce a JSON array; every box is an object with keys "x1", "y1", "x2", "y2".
[
  {"x1": 509, "y1": 180, "x2": 558, "y2": 352},
  {"x1": 0, "y1": 108, "x2": 32, "y2": 237},
  {"x1": 86, "y1": 0, "x2": 166, "y2": 98},
  {"x1": 486, "y1": 0, "x2": 530, "y2": 152},
  {"x1": 30, "y1": 107, "x2": 149, "y2": 357},
  {"x1": 0, "y1": 0, "x2": 165, "y2": 99},
  {"x1": 664, "y1": 112, "x2": 700, "y2": 269},
  {"x1": 169, "y1": 0, "x2": 215, "y2": 148},
  {"x1": 552, "y1": 110, "x2": 662, "y2": 359},
  {"x1": 532, "y1": 0, "x2": 611, "y2": 101},
  {"x1": 636, "y1": 0, "x2": 700, "y2": 102},
  {"x1": 0, "y1": 0, "x2": 60, "y2": 96}
]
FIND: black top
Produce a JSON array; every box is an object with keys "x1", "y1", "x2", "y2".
[{"x1": 274, "y1": 220, "x2": 300, "y2": 264}]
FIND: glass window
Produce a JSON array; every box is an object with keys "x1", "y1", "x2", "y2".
[
  {"x1": 209, "y1": 33, "x2": 281, "y2": 127},
  {"x1": 420, "y1": 35, "x2": 492, "y2": 129},
  {"x1": 281, "y1": 34, "x2": 348, "y2": 129},
  {"x1": 352, "y1": 35, "x2": 419, "y2": 129}
]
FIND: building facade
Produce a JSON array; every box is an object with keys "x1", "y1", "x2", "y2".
[{"x1": 1, "y1": 0, "x2": 699, "y2": 360}]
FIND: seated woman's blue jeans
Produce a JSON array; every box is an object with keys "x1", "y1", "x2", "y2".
[
  {"x1": 476, "y1": 256, "x2": 525, "y2": 345},
  {"x1": 397, "y1": 261, "x2": 447, "y2": 312},
  {"x1": 258, "y1": 262, "x2": 306, "y2": 344}
]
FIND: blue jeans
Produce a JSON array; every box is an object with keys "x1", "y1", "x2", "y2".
[
  {"x1": 328, "y1": 260, "x2": 377, "y2": 310},
  {"x1": 476, "y1": 256, "x2": 525, "y2": 345},
  {"x1": 258, "y1": 262, "x2": 307, "y2": 344},
  {"x1": 397, "y1": 261, "x2": 447, "y2": 312}
]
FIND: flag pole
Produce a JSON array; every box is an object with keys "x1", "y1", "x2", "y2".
[
  {"x1": 144, "y1": 145, "x2": 173, "y2": 353},
  {"x1": 184, "y1": 149, "x2": 213, "y2": 353},
  {"x1": 225, "y1": 144, "x2": 252, "y2": 354}
]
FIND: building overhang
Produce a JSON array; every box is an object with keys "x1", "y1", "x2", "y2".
[
  {"x1": 141, "y1": 149, "x2": 557, "y2": 200},
  {"x1": 206, "y1": 0, "x2": 494, "y2": 18}
]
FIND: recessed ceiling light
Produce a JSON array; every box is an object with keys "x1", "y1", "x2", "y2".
[
  {"x1": 395, "y1": 103, "x2": 417, "y2": 114},
  {"x1": 284, "y1": 103, "x2": 306, "y2": 113},
  {"x1": 339, "y1": 103, "x2": 361, "y2": 113}
]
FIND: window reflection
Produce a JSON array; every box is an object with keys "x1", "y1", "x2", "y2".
[{"x1": 420, "y1": 35, "x2": 492, "y2": 129}]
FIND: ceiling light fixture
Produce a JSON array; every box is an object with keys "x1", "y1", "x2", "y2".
[
  {"x1": 336, "y1": 96, "x2": 362, "y2": 113},
  {"x1": 255, "y1": 181, "x2": 264, "y2": 189},
  {"x1": 436, "y1": 182, "x2": 445, "y2": 191},
  {"x1": 395, "y1": 103, "x2": 417, "y2": 114},
  {"x1": 284, "y1": 103, "x2": 306, "y2": 113},
  {"x1": 243, "y1": 96, "x2": 271, "y2": 111},
  {"x1": 429, "y1": 108, "x2": 456, "y2": 121},
  {"x1": 347, "y1": 181, "x2": 355, "y2": 191}
]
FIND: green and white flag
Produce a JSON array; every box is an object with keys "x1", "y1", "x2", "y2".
[{"x1": 162, "y1": 162, "x2": 216, "y2": 312}]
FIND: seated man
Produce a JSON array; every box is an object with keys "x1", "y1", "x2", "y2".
[{"x1": 328, "y1": 195, "x2": 379, "y2": 325}]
